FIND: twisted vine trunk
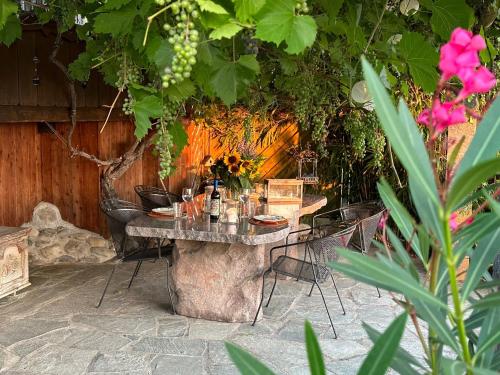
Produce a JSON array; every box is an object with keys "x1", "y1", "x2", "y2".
[{"x1": 48, "y1": 31, "x2": 155, "y2": 201}]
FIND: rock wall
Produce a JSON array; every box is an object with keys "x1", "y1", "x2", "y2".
[{"x1": 22, "y1": 202, "x2": 115, "y2": 265}]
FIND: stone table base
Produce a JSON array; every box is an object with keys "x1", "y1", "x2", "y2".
[{"x1": 172, "y1": 239, "x2": 271, "y2": 323}]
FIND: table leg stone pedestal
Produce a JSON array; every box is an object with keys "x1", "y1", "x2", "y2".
[{"x1": 172, "y1": 239, "x2": 268, "y2": 323}]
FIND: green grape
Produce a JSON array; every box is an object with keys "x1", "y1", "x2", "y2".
[{"x1": 161, "y1": 0, "x2": 200, "y2": 88}]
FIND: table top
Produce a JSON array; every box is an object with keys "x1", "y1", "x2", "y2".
[{"x1": 126, "y1": 194, "x2": 327, "y2": 245}]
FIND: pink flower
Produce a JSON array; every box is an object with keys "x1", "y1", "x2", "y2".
[
  {"x1": 438, "y1": 28, "x2": 486, "y2": 80},
  {"x1": 417, "y1": 100, "x2": 467, "y2": 134},
  {"x1": 378, "y1": 211, "x2": 389, "y2": 230},
  {"x1": 449, "y1": 212, "x2": 459, "y2": 231},
  {"x1": 457, "y1": 66, "x2": 497, "y2": 100}
]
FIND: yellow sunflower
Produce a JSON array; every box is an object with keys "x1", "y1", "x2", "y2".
[
  {"x1": 228, "y1": 163, "x2": 242, "y2": 175},
  {"x1": 224, "y1": 151, "x2": 241, "y2": 166},
  {"x1": 240, "y1": 159, "x2": 252, "y2": 172}
]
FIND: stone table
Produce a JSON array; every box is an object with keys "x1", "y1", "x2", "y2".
[{"x1": 126, "y1": 194, "x2": 327, "y2": 323}]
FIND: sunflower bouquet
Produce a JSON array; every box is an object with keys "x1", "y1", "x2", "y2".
[{"x1": 210, "y1": 150, "x2": 264, "y2": 192}]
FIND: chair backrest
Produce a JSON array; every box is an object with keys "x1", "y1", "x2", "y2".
[
  {"x1": 134, "y1": 185, "x2": 181, "y2": 211},
  {"x1": 340, "y1": 203, "x2": 385, "y2": 253},
  {"x1": 308, "y1": 224, "x2": 356, "y2": 265},
  {"x1": 100, "y1": 199, "x2": 145, "y2": 257}
]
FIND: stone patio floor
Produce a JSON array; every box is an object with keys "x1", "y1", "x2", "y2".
[{"x1": 0, "y1": 261, "x2": 426, "y2": 375}]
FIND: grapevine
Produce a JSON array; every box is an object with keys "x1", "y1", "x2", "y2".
[
  {"x1": 154, "y1": 100, "x2": 182, "y2": 179},
  {"x1": 158, "y1": 0, "x2": 200, "y2": 88}
]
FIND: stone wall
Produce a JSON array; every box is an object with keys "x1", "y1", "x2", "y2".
[{"x1": 22, "y1": 202, "x2": 115, "y2": 265}]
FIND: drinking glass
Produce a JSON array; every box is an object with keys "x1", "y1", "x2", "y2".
[
  {"x1": 182, "y1": 188, "x2": 195, "y2": 220},
  {"x1": 172, "y1": 202, "x2": 182, "y2": 218},
  {"x1": 239, "y1": 188, "x2": 251, "y2": 218}
]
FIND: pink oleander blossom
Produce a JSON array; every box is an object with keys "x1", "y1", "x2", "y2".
[
  {"x1": 439, "y1": 28, "x2": 486, "y2": 80},
  {"x1": 449, "y1": 212, "x2": 459, "y2": 231},
  {"x1": 417, "y1": 101, "x2": 467, "y2": 134},
  {"x1": 457, "y1": 66, "x2": 497, "y2": 100}
]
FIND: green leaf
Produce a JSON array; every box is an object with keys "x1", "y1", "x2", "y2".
[
  {"x1": 209, "y1": 22, "x2": 243, "y2": 40},
  {"x1": 0, "y1": 13, "x2": 20, "y2": 46},
  {"x1": 377, "y1": 179, "x2": 424, "y2": 264},
  {"x1": 225, "y1": 342, "x2": 276, "y2": 375},
  {"x1": 471, "y1": 292, "x2": 500, "y2": 311},
  {"x1": 363, "y1": 323, "x2": 423, "y2": 374},
  {"x1": 232, "y1": 0, "x2": 265, "y2": 22},
  {"x1": 475, "y1": 308, "x2": 500, "y2": 366},
  {"x1": 429, "y1": 0, "x2": 474, "y2": 40},
  {"x1": 304, "y1": 321, "x2": 325, "y2": 375},
  {"x1": 455, "y1": 97, "x2": 500, "y2": 180},
  {"x1": 329, "y1": 248, "x2": 448, "y2": 310},
  {"x1": 164, "y1": 79, "x2": 196, "y2": 103},
  {"x1": 96, "y1": 0, "x2": 134, "y2": 11},
  {"x1": 398, "y1": 32, "x2": 439, "y2": 92},
  {"x1": 196, "y1": 0, "x2": 228, "y2": 14},
  {"x1": 69, "y1": 52, "x2": 93, "y2": 82},
  {"x1": 357, "y1": 313, "x2": 408, "y2": 375},
  {"x1": 255, "y1": 0, "x2": 317, "y2": 55},
  {"x1": 210, "y1": 55, "x2": 259, "y2": 105},
  {"x1": 462, "y1": 228, "x2": 500, "y2": 299},
  {"x1": 93, "y1": 5, "x2": 138, "y2": 36},
  {"x1": 279, "y1": 56, "x2": 298, "y2": 75},
  {"x1": 0, "y1": 0, "x2": 17, "y2": 29},
  {"x1": 441, "y1": 359, "x2": 467, "y2": 375},
  {"x1": 362, "y1": 59, "x2": 439, "y2": 208},
  {"x1": 317, "y1": 0, "x2": 344, "y2": 20},
  {"x1": 146, "y1": 35, "x2": 174, "y2": 69},
  {"x1": 168, "y1": 120, "x2": 188, "y2": 157},
  {"x1": 448, "y1": 158, "x2": 500, "y2": 211},
  {"x1": 131, "y1": 95, "x2": 163, "y2": 139}
]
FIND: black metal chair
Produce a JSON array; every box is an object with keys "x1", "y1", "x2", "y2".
[
  {"x1": 493, "y1": 253, "x2": 500, "y2": 280},
  {"x1": 96, "y1": 199, "x2": 176, "y2": 313},
  {"x1": 313, "y1": 202, "x2": 385, "y2": 297},
  {"x1": 134, "y1": 185, "x2": 181, "y2": 211},
  {"x1": 252, "y1": 223, "x2": 356, "y2": 338}
]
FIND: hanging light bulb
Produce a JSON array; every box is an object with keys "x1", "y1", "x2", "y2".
[{"x1": 351, "y1": 80, "x2": 371, "y2": 104}]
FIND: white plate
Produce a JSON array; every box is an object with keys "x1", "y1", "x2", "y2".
[
  {"x1": 253, "y1": 215, "x2": 286, "y2": 223},
  {"x1": 152, "y1": 207, "x2": 174, "y2": 214}
]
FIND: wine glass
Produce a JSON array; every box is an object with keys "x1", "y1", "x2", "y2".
[{"x1": 182, "y1": 188, "x2": 193, "y2": 219}]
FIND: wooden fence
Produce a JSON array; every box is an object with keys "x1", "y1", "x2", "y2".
[{"x1": 0, "y1": 120, "x2": 298, "y2": 234}]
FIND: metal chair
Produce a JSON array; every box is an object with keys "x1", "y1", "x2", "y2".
[
  {"x1": 313, "y1": 203, "x2": 385, "y2": 297},
  {"x1": 252, "y1": 224, "x2": 356, "y2": 338},
  {"x1": 134, "y1": 185, "x2": 181, "y2": 211},
  {"x1": 493, "y1": 253, "x2": 500, "y2": 280},
  {"x1": 96, "y1": 199, "x2": 176, "y2": 313}
]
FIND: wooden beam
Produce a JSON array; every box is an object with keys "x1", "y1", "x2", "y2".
[{"x1": 0, "y1": 106, "x2": 127, "y2": 123}]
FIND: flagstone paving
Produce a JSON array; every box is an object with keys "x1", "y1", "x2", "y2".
[{"x1": 0, "y1": 261, "x2": 426, "y2": 374}]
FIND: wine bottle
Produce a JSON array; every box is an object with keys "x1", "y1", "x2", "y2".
[{"x1": 210, "y1": 179, "x2": 221, "y2": 222}]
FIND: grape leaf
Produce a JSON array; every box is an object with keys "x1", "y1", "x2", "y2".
[
  {"x1": 131, "y1": 95, "x2": 163, "y2": 139},
  {"x1": 164, "y1": 79, "x2": 196, "y2": 103},
  {"x1": 0, "y1": 0, "x2": 17, "y2": 29},
  {"x1": 255, "y1": 0, "x2": 317, "y2": 55},
  {"x1": 0, "y1": 13, "x2": 21, "y2": 46},
  {"x1": 96, "y1": 0, "x2": 134, "y2": 11},
  {"x1": 398, "y1": 32, "x2": 439, "y2": 92},
  {"x1": 232, "y1": 0, "x2": 265, "y2": 22},
  {"x1": 429, "y1": 0, "x2": 474, "y2": 40},
  {"x1": 210, "y1": 54, "x2": 260, "y2": 105},
  {"x1": 69, "y1": 52, "x2": 93, "y2": 82},
  {"x1": 209, "y1": 22, "x2": 243, "y2": 40},
  {"x1": 169, "y1": 120, "x2": 189, "y2": 157},
  {"x1": 93, "y1": 5, "x2": 138, "y2": 36},
  {"x1": 145, "y1": 35, "x2": 173, "y2": 69},
  {"x1": 196, "y1": 0, "x2": 228, "y2": 14}
]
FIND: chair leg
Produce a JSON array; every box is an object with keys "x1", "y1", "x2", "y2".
[
  {"x1": 376, "y1": 287, "x2": 381, "y2": 298},
  {"x1": 96, "y1": 263, "x2": 118, "y2": 308},
  {"x1": 128, "y1": 260, "x2": 142, "y2": 289},
  {"x1": 265, "y1": 272, "x2": 278, "y2": 307},
  {"x1": 252, "y1": 270, "x2": 270, "y2": 326},
  {"x1": 316, "y1": 282, "x2": 338, "y2": 339},
  {"x1": 330, "y1": 273, "x2": 346, "y2": 315},
  {"x1": 308, "y1": 283, "x2": 315, "y2": 297},
  {"x1": 296, "y1": 247, "x2": 308, "y2": 281}
]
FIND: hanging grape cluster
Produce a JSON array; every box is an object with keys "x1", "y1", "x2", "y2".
[
  {"x1": 122, "y1": 92, "x2": 134, "y2": 115},
  {"x1": 154, "y1": 100, "x2": 181, "y2": 179},
  {"x1": 295, "y1": 0, "x2": 309, "y2": 13},
  {"x1": 115, "y1": 61, "x2": 141, "y2": 88},
  {"x1": 242, "y1": 30, "x2": 259, "y2": 55},
  {"x1": 344, "y1": 110, "x2": 386, "y2": 170},
  {"x1": 159, "y1": 0, "x2": 200, "y2": 88}
]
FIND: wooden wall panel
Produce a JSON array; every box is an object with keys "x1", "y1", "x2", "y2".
[
  {"x1": 0, "y1": 120, "x2": 297, "y2": 234},
  {"x1": 0, "y1": 123, "x2": 42, "y2": 226}
]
